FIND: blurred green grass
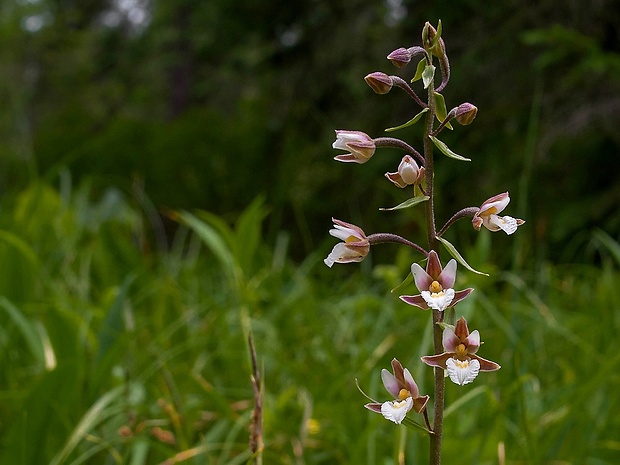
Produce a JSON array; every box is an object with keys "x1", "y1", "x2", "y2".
[{"x1": 0, "y1": 180, "x2": 619, "y2": 464}]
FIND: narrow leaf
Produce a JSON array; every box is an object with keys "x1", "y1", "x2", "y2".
[
  {"x1": 433, "y1": 92, "x2": 453, "y2": 130},
  {"x1": 385, "y1": 108, "x2": 428, "y2": 132},
  {"x1": 50, "y1": 387, "x2": 124, "y2": 465},
  {"x1": 412, "y1": 58, "x2": 426, "y2": 82},
  {"x1": 422, "y1": 65, "x2": 435, "y2": 89},
  {"x1": 429, "y1": 135, "x2": 471, "y2": 161},
  {"x1": 380, "y1": 195, "x2": 429, "y2": 211},
  {"x1": 436, "y1": 235, "x2": 489, "y2": 276}
]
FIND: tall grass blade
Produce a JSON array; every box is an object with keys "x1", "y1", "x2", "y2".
[{"x1": 49, "y1": 386, "x2": 124, "y2": 465}]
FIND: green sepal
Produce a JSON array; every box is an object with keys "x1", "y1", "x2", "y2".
[
  {"x1": 422, "y1": 65, "x2": 435, "y2": 89},
  {"x1": 433, "y1": 92, "x2": 453, "y2": 130},
  {"x1": 380, "y1": 195, "x2": 429, "y2": 211},
  {"x1": 431, "y1": 19, "x2": 443, "y2": 49},
  {"x1": 429, "y1": 136, "x2": 470, "y2": 161},
  {"x1": 412, "y1": 58, "x2": 426, "y2": 82},
  {"x1": 436, "y1": 235, "x2": 489, "y2": 276},
  {"x1": 385, "y1": 108, "x2": 429, "y2": 132}
]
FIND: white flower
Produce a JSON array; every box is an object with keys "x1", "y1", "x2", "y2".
[
  {"x1": 332, "y1": 130, "x2": 376, "y2": 164},
  {"x1": 380, "y1": 397, "x2": 413, "y2": 424},
  {"x1": 472, "y1": 192, "x2": 524, "y2": 235},
  {"x1": 446, "y1": 358, "x2": 480, "y2": 386},
  {"x1": 323, "y1": 218, "x2": 369, "y2": 267}
]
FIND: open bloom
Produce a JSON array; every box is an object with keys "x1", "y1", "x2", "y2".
[
  {"x1": 332, "y1": 130, "x2": 376, "y2": 164},
  {"x1": 365, "y1": 358, "x2": 429, "y2": 424},
  {"x1": 324, "y1": 218, "x2": 370, "y2": 267},
  {"x1": 400, "y1": 251, "x2": 473, "y2": 312},
  {"x1": 385, "y1": 155, "x2": 425, "y2": 188},
  {"x1": 472, "y1": 192, "x2": 525, "y2": 235},
  {"x1": 422, "y1": 317, "x2": 500, "y2": 386}
]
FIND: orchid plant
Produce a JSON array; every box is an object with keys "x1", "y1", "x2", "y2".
[{"x1": 324, "y1": 21, "x2": 524, "y2": 464}]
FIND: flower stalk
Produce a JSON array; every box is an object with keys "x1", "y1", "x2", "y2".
[{"x1": 323, "y1": 19, "x2": 523, "y2": 465}]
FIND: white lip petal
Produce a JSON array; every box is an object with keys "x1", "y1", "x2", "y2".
[
  {"x1": 484, "y1": 214, "x2": 519, "y2": 234},
  {"x1": 380, "y1": 398, "x2": 413, "y2": 424},
  {"x1": 446, "y1": 358, "x2": 480, "y2": 386},
  {"x1": 323, "y1": 243, "x2": 364, "y2": 267},
  {"x1": 421, "y1": 288, "x2": 455, "y2": 312}
]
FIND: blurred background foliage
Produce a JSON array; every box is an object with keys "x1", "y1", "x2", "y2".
[
  {"x1": 1, "y1": 0, "x2": 619, "y2": 265},
  {"x1": 1, "y1": 0, "x2": 620, "y2": 464}
]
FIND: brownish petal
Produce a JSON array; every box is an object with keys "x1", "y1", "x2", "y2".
[
  {"x1": 399, "y1": 294, "x2": 430, "y2": 309},
  {"x1": 472, "y1": 354, "x2": 501, "y2": 372},
  {"x1": 454, "y1": 316, "x2": 470, "y2": 340},
  {"x1": 413, "y1": 395, "x2": 430, "y2": 414},
  {"x1": 451, "y1": 288, "x2": 474, "y2": 306},
  {"x1": 364, "y1": 403, "x2": 382, "y2": 413},
  {"x1": 426, "y1": 250, "x2": 442, "y2": 279},
  {"x1": 421, "y1": 352, "x2": 452, "y2": 369}
]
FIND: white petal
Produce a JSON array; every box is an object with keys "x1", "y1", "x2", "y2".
[
  {"x1": 484, "y1": 214, "x2": 518, "y2": 234},
  {"x1": 497, "y1": 215, "x2": 518, "y2": 235},
  {"x1": 421, "y1": 288, "x2": 455, "y2": 312},
  {"x1": 329, "y1": 224, "x2": 358, "y2": 241},
  {"x1": 380, "y1": 398, "x2": 413, "y2": 424},
  {"x1": 323, "y1": 243, "x2": 364, "y2": 267},
  {"x1": 446, "y1": 358, "x2": 480, "y2": 386}
]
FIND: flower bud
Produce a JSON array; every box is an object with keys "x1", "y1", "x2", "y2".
[
  {"x1": 332, "y1": 130, "x2": 376, "y2": 164},
  {"x1": 422, "y1": 21, "x2": 445, "y2": 57},
  {"x1": 385, "y1": 155, "x2": 424, "y2": 188},
  {"x1": 386, "y1": 48, "x2": 411, "y2": 68},
  {"x1": 422, "y1": 22, "x2": 437, "y2": 50},
  {"x1": 364, "y1": 72, "x2": 393, "y2": 94},
  {"x1": 455, "y1": 103, "x2": 478, "y2": 125}
]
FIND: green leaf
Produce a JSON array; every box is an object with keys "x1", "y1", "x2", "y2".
[
  {"x1": 436, "y1": 235, "x2": 489, "y2": 276},
  {"x1": 385, "y1": 108, "x2": 428, "y2": 132},
  {"x1": 429, "y1": 135, "x2": 471, "y2": 161},
  {"x1": 380, "y1": 195, "x2": 429, "y2": 211},
  {"x1": 422, "y1": 65, "x2": 436, "y2": 89},
  {"x1": 0, "y1": 297, "x2": 47, "y2": 369},
  {"x1": 95, "y1": 275, "x2": 134, "y2": 364},
  {"x1": 412, "y1": 58, "x2": 426, "y2": 82},
  {"x1": 433, "y1": 92, "x2": 453, "y2": 130}
]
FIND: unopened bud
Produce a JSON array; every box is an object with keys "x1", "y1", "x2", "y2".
[
  {"x1": 455, "y1": 103, "x2": 478, "y2": 125},
  {"x1": 422, "y1": 22, "x2": 437, "y2": 50},
  {"x1": 386, "y1": 48, "x2": 411, "y2": 68},
  {"x1": 364, "y1": 72, "x2": 393, "y2": 94}
]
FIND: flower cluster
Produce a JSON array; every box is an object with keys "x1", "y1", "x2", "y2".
[{"x1": 323, "y1": 21, "x2": 524, "y2": 440}]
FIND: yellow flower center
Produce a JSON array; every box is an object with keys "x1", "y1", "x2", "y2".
[
  {"x1": 455, "y1": 343, "x2": 468, "y2": 360},
  {"x1": 429, "y1": 280, "x2": 443, "y2": 293},
  {"x1": 345, "y1": 235, "x2": 360, "y2": 243},
  {"x1": 398, "y1": 388, "x2": 410, "y2": 400}
]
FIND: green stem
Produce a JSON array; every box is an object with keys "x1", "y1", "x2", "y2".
[{"x1": 423, "y1": 63, "x2": 444, "y2": 465}]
